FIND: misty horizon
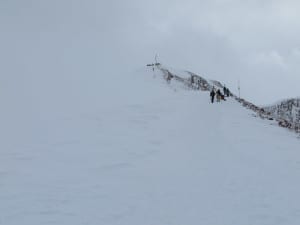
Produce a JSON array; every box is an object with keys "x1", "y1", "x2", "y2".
[{"x1": 1, "y1": 0, "x2": 300, "y2": 105}]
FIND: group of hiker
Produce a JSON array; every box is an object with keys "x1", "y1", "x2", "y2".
[{"x1": 210, "y1": 86, "x2": 231, "y2": 103}]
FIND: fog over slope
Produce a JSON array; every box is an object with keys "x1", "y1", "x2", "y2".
[
  {"x1": 1, "y1": 1, "x2": 300, "y2": 223},
  {"x1": 1, "y1": 0, "x2": 300, "y2": 105}
]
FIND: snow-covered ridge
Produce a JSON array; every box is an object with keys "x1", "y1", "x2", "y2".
[
  {"x1": 263, "y1": 98, "x2": 300, "y2": 133},
  {"x1": 157, "y1": 65, "x2": 224, "y2": 92},
  {"x1": 154, "y1": 64, "x2": 300, "y2": 134}
]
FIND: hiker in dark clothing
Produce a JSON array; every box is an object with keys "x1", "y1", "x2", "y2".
[
  {"x1": 223, "y1": 86, "x2": 230, "y2": 97},
  {"x1": 210, "y1": 89, "x2": 215, "y2": 103},
  {"x1": 226, "y1": 87, "x2": 230, "y2": 97},
  {"x1": 223, "y1": 86, "x2": 227, "y2": 97},
  {"x1": 216, "y1": 89, "x2": 222, "y2": 102}
]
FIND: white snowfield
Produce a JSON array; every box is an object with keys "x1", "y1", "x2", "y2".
[{"x1": 1, "y1": 67, "x2": 300, "y2": 225}]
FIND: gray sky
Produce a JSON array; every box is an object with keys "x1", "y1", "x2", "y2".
[{"x1": 1, "y1": 0, "x2": 300, "y2": 105}]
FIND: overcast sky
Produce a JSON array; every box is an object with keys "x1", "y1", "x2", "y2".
[{"x1": 1, "y1": 0, "x2": 300, "y2": 105}]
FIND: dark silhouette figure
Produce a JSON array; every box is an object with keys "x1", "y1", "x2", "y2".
[
  {"x1": 210, "y1": 89, "x2": 216, "y2": 103},
  {"x1": 223, "y1": 86, "x2": 230, "y2": 97},
  {"x1": 216, "y1": 89, "x2": 222, "y2": 102},
  {"x1": 226, "y1": 87, "x2": 230, "y2": 97}
]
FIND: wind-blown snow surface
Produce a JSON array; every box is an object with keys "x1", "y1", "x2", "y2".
[{"x1": 1, "y1": 67, "x2": 300, "y2": 225}]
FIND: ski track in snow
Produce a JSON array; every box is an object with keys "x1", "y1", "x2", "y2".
[{"x1": 1, "y1": 68, "x2": 300, "y2": 225}]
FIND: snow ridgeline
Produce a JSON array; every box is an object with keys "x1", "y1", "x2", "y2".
[{"x1": 153, "y1": 64, "x2": 300, "y2": 135}]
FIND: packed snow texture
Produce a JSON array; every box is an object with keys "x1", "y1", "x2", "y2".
[{"x1": 1, "y1": 67, "x2": 300, "y2": 225}]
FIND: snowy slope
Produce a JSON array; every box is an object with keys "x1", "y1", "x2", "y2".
[{"x1": 1, "y1": 67, "x2": 300, "y2": 225}]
